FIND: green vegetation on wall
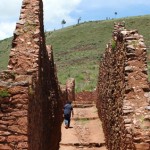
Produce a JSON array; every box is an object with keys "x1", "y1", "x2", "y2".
[{"x1": 0, "y1": 89, "x2": 10, "y2": 98}]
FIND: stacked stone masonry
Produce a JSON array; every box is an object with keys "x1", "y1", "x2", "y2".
[
  {"x1": 97, "y1": 22, "x2": 150, "y2": 150},
  {"x1": 0, "y1": 0, "x2": 66, "y2": 149},
  {"x1": 66, "y1": 78, "x2": 75, "y2": 102},
  {"x1": 0, "y1": 71, "x2": 29, "y2": 149}
]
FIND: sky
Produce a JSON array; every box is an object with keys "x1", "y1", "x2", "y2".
[{"x1": 0, "y1": 0, "x2": 150, "y2": 40}]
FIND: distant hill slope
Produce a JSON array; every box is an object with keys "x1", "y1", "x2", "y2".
[
  {"x1": 0, "y1": 38, "x2": 12, "y2": 70},
  {"x1": 0, "y1": 15, "x2": 150, "y2": 92}
]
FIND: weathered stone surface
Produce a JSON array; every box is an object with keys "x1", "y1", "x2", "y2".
[
  {"x1": 144, "y1": 115, "x2": 150, "y2": 120},
  {"x1": 17, "y1": 142, "x2": 28, "y2": 149},
  {"x1": 8, "y1": 86, "x2": 28, "y2": 95},
  {"x1": 97, "y1": 22, "x2": 150, "y2": 150},
  {"x1": 124, "y1": 119, "x2": 132, "y2": 124},
  {"x1": 0, "y1": 144, "x2": 11, "y2": 150},
  {"x1": 133, "y1": 137, "x2": 142, "y2": 143},
  {"x1": 0, "y1": 136, "x2": 6, "y2": 142},
  {"x1": 0, "y1": 120, "x2": 14, "y2": 125},
  {"x1": 135, "y1": 143, "x2": 150, "y2": 150},
  {"x1": 0, "y1": 131, "x2": 11, "y2": 136},
  {"x1": 0, "y1": 0, "x2": 64, "y2": 150},
  {"x1": 66, "y1": 78, "x2": 75, "y2": 101},
  {"x1": 7, "y1": 135, "x2": 27, "y2": 142},
  {"x1": 125, "y1": 66, "x2": 134, "y2": 72},
  {"x1": 145, "y1": 106, "x2": 150, "y2": 110}
]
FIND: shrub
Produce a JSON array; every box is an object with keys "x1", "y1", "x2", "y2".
[
  {"x1": 0, "y1": 90, "x2": 10, "y2": 98},
  {"x1": 111, "y1": 39, "x2": 116, "y2": 50}
]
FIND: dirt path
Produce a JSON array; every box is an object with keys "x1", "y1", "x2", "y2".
[{"x1": 59, "y1": 101, "x2": 107, "y2": 150}]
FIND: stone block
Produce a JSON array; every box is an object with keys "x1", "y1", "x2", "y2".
[
  {"x1": 0, "y1": 136, "x2": 6, "y2": 142},
  {"x1": 0, "y1": 144, "x2": 11, "y2": 150},
  {"x1": 135, "y1": 143, "x2": 150, "y2": 150},
  {"x1": 7, "y1": 135, "x2": 27, "y2": 142}
]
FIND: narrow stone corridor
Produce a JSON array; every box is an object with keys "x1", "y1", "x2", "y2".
[
  {"x1": 0, "y1": 0, "x2": 149, "y2": 149},
  {"x1": 60, "y1": 101, "x2": 107, "y2": 150}
]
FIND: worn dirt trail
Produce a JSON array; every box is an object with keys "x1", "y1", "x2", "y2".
[{"x1": 59, "y1": 101, "x2": 107, "y2": 150}]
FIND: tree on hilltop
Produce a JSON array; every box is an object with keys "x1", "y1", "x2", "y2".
[
  {"x1": 114, "y1": 12, "x2": 117, "y2": 18},
  {"x1": 77, "y1": 17, "x2": 81, "y2": 24},
  {"x1": 61, "y1": 19, "x2": 66, "y2": 28}
]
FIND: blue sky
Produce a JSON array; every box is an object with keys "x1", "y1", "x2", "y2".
[{"x1": 0, "y1": 0, "x2": 150, "y2": 40}]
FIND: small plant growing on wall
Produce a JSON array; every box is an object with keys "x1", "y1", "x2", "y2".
[
  {"x1": 111, "y1": 39, "x2": 116, "y2": 50},
  {"x1": 29, "y1": 85, "x2": 34, "y2": 95},
  {"x1": 0, "y1": 89, "x2": 10, "y2": 98}
]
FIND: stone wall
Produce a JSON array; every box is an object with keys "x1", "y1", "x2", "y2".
[
  {"x1": 76, "y1": 90, "x2": 97, "y2": 102},
  {"x1": 0, "y1": 70, "x2": 30, "y2": 149},
  {"x1": 97, "y1": 22, "x2": 150, "y2": 150},
  {"x1": 66, "y1": 78, "x2": 75, "y2": 102},
  {"x1": 0, "y1": 0, "x2": 63, "y2": 149}
]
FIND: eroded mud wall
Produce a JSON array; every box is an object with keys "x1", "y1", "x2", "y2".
[
  {"x1": 97, "y1": 22, "x2": 150, "y2": 150},
  {"x1": 0, "y1": 0, "x2": 63, "y2": 149}
]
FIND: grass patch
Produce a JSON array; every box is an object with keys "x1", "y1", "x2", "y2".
[
  {"x1": 0, "y1": 38, "x2": 12, "y2": 70},
  {"x1": 0, "y1": 89, "x2": 10, "y2": 98},
  {"x1": 111, "y1": 39, "x2": 116, "y2": 50}
]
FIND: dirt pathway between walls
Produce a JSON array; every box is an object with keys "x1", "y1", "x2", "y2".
[{"x1": 59, "y1": 101, "x2": 107, "y2": 150}]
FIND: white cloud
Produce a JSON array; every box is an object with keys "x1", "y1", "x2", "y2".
[
  {"x1": 0, "y1": 0, "x2": 82, "y2": 40},
  {"x1": 0, "y1": 0, "x2": 22, "y2": 40},
  {"x1": 0, "y1": 0, "x2": 22, "y2": 21},
  {"x1": 43, "y1": 0, "x2": 82, "y2": 30},
  {"x1": 0, "y1": 22, "x2": 16, "y2": 40},
  {"x1": 0, "y1": 0, "x2": 149, "y2": 40},
  {"x1": 0, "y1": 31, "x2": 7, "y2": 40}
]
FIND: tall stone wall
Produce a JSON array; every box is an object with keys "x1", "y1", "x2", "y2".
[
  {"x1": 97, "y1": 22, "x2": 150, "y2": 150},
  {"x1": 0, "y1": 0, "x2": 63, "y2": 149}
]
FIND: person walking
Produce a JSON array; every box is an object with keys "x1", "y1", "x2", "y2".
[{"x1": 63, "y1": 101, "x2": 74, "y2": 129}]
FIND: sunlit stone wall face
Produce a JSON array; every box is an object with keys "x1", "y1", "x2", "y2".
[{"x1": 97, "y1": 22, "x2": 150, "y2": 150}]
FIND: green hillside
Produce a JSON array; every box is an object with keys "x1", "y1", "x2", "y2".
[
  {"x1": 0, "y1": 15, "x2": 150, "y2": 92},
  {"x1": 0, "y1": 38, "x2": 12, "y2": 70}
]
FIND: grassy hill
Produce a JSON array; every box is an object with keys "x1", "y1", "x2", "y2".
[
  {"x1": 1, "y1": 15, "x2": 150, "y2": 92},
  {"x1": 0, "y1": 38, "x2": 12, "y2": 70}
]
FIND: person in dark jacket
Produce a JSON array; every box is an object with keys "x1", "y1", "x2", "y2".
[{"x1": 63, "y1": 101, "x2": 74, "y2": 129}]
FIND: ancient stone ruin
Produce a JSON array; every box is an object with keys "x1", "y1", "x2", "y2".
[
  {"x1": 97, "y1": 22, "x2": 150, "y2": 150},
  {"x1": 0, "y1": 0, "x2": 75, "y2": 149},
  {"x1": 0, "y1": 0, "x2": 150, "y2": 150}
]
